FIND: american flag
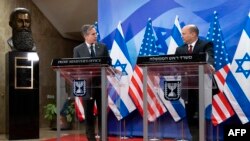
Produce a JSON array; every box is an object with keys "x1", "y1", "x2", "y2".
[
  {"x1": 206, "y1": 11, "x2": 234, "y2": 126},
  {"x1": 74, "y1": 97, "x2": 85, "y2": 121},
  {"x1": 129, "y1": 19, "x2": 166, "y2": 122},
  {"x1": 74, "y1": 97, "x2": 98, "y2": 121}
]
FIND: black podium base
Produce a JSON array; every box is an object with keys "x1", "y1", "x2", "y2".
[{"x1": 5, "y1": 52, "x2": 39, "y2": 140}]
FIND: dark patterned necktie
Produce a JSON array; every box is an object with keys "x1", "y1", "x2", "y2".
[
  {"x1": 90, "y1": 45, "x2": 95, "y2": 57},
  {"x1": 188, "y1": 45, "x2": 193, "y2": 53}
]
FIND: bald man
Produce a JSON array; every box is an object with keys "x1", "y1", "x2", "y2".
[
  {"x1": 175, "y1": 24, "x2": 214, "y2": 65},
  {"x1": 175, "y1": 24, "x2": 215, "y2": 141}
]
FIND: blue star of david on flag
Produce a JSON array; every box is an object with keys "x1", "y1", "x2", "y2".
[
  {"x1": 235, "y1": 53, "x2": 250, "y2": 78},
  {"x1": 107, "y1": 22, "x2": 136, "y2": 120},
  {"x1": 113, "y1": 59, "x2": 127, "y2": 75}
]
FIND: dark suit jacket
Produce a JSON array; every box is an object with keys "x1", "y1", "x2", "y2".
[
  {"x1": 73, "y1": 42, "x2": 110, "y2": 86},
  {"x1": 175, "y1": 39, "x2": 214, "y2": 66},
  {"x1": 73, "y1": 42, "x2": 109, "y2": 58}
]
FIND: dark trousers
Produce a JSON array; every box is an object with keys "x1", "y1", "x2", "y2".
[
  {"x1": 185, "y1": 88, "x2": 218, "y2": 141},
  {"x1": 185, "y1": 89, "x2": 199, "y2": 141},
  {"x1": 83, "y1": 88, "x2": 102, "y2": 141}
]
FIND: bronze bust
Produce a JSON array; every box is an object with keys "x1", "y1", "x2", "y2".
[{"x1": 7, "y1": 7, "x2": 36, "y2": 51}]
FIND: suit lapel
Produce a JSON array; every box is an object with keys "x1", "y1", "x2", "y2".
[
  {"x1": 82, "y1": 43, "x2": 91, "y2": 57},
  {"x1": 193, "y1": 39, "x2": 201, "y2": 53},
  {"x1": 94, "y1": 43, "x2": 102, "y2": 57},
  {"x1": 183, "y1": 44, "x2": 189, "y2": 53}
]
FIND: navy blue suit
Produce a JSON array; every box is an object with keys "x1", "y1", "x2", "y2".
[
  {"x1": 175, "y1": 39, "x2": 214, "y2": 66},
  {"x1": 175, "y1": 38, "x2": 214, "y2": 141},
  {"x1": 73, "y1": 42, "x2": 109, "y2": 141},
  {"x1": 73, "y1": 42, "x2": 109, "y2": 58}
]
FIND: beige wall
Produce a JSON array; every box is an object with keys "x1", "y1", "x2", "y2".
[{"x1": 0, "y1": 0, "x2": 80, "y2": 133}]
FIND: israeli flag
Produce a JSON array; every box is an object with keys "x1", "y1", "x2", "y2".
[
  {"x1": 224, "y1": 12, "x2": 250, "y2": 124},
  {"x1": 107, "y1": 22, "x2": 136, "y2": 120}
]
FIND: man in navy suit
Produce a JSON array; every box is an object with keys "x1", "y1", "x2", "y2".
[
  {"x1": 73, "y1": 24, "x2": 109, "y2": 141},
  {"x1": 175, "y1": 24, "x2": 214, "y2": 65},
  {"x1": 175, "y1": 24, "x2": 214, "y2": 141}
]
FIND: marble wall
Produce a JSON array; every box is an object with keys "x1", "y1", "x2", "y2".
[{"x1": 0, "y1": 0, "x2": 80, "y2": 133}]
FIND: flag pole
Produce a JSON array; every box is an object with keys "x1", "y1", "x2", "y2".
[
  {"x1": 176, "y1": 119, "x2": 188, "y2": 141},
  {"x1": 149, "y1": 118, "x2": 159, "y2": 141},
  {"x1": 95, "y1": 116, "x2": 100, "y2": 139},
  {"x1": 181, "y1": 119, "x2": 186, "y2": 140},
  {"x1": 149, "y1": 87, "x2": 160, "y2": 141},
  {"x1": 216, "y1": 125, "x2": 219, "y2": 141},
  {"x1": 120, "y1": 119, "x2": 128, "y2": 139},
  {"x1": 119, "y1": 79, "x2": 128, "y2": 140}
]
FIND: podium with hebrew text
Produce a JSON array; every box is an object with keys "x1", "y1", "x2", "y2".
[
  {"x1": 51, "y1": 57, "x2": 123, "y2": 141},
  {"x1": 137, "y1": 54, "x2": 216, "y2": 141}
]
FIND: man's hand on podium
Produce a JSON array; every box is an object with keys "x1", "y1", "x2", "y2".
[
  {"x1": 208, "y1": 64, "x2": 215, "y2": 74},
  {"x1": 107, "y1": 67, "x2": 122, "y2": 80}
]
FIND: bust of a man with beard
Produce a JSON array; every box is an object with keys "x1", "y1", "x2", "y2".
[{"x1": 7, "y1": 7, "x2": 36, "y2": 51}]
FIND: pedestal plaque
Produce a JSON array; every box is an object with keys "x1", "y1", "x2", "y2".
[{"x1": 5, "y1": 51, "x2": 39, "y2": 140}]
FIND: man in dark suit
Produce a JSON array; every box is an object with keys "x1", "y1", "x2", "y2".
[
  {"x1": 175, "y1": 24, "x2": 214, "y2": 141},
  {"x1": 175, "y1": 24, "x2": 214, "y2": 65},
  {"x1": 73, "y1": 24, "x2": 109, "y2": 141}
]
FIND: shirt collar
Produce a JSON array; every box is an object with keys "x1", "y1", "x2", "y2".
[
  {"x1": 86, "y1": 42, "x2": 95, "y2": 48},
  {"x1": 190, "y1": 39, "x2": 198, "y2": 47}
]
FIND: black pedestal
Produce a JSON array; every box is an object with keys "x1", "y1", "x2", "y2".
[{"x1": 5, "y1": 52, "x2": 39, "y2": 140}]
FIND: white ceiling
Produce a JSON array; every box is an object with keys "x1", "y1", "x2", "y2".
[{"x1": 32, "y1": 0, "x2": 97, "y2": 41}]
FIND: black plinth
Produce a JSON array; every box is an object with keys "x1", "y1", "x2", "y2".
[{"x1": 5, "y1": 52, "x2": 39, "y2": 140}]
